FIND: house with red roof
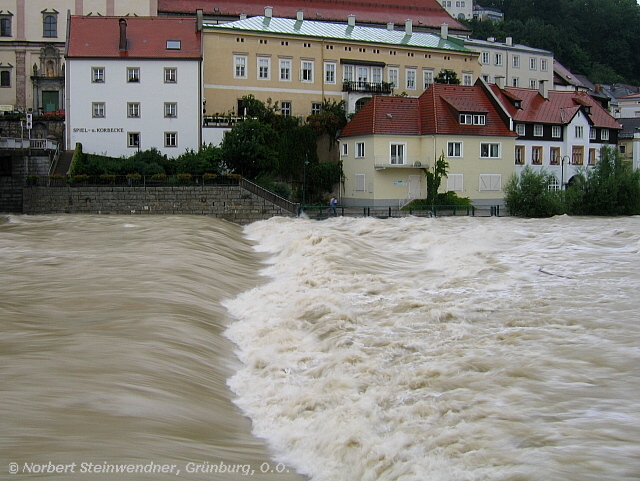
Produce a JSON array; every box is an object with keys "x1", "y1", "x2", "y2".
[
  {"x1": 338, "y1": 79, "x2": 517, "y2": 207},
  {"x1": 65, "y1": 15, "x2": 203, "y2": 158},
  {"x1": 488, "y1": 80, "x2": 622, "y2": 188}
]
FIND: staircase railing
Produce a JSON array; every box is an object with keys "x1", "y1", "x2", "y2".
[{"x1": 239, "y1": 178, "x2": 300, "y2": 215}]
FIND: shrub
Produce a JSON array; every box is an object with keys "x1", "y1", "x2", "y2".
[{"x1": 504, "y1": 167, "x2": 565, "y2": 217}]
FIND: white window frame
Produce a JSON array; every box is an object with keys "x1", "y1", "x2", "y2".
[
  {"x1": 311, "y1": 102, "x2": 322, "y2": 115},
  {"x1": 512, "y1": 55, "x2": 520, "y2": 68},
  {"x1": 532, "y1": 146, "x2": 543, "y2": 164},
  {"x1": 92, "y1": 102, "x2": 105, "y2": 118},
  {"x1": 164, "y1": 67, "x2": 177, "y2": 83},
  {"x1": 516, "y1": 124, "x2": 525, "y2": 136},
  {"x1": 258, "y1": 57, "x2": 270, "y2": 80},
  {"x1": 479, "y1": 174, "x2": 502, "y2": 191},
  {"x1": 534, "y1": 124, "x2": 543, "y2": 137},
  {"x1": 601, "y1": 129, "x2": 609, "y2": 141},
  {"x1": 127, "y1": 132, "x2": 140, "y2": 148},
  {"x1": 341, "y1": 142, "x2": 348, "y2": 156},
  {"x1": 279, "y1": 58, "x2": 291, "y2": 81},
  {"x1": 512, "y1": 77, "x2": 519, "y2": 87},
  {"x1": 356, "y1": 142, "x2": 365, "y2": 158},
  {"x1": 390, "y1": 143, "x2": 406, "y2": 165},
  {"x1": 388, "y1": 67, "x2": 398, "y2": 88},
  {"x1": 127, "y1": 102, "x2": 140, "y2": 118},
  {"x1": 423, "y1": 69, "x2": 434, "y2": 89},
  {"x1": 92, "y1": 67, "x2": 104, "y2": 83},
  {"x1": 357, "y1": 66, "x2": 369, "y2": 83},
  {"x1": 481, "y1": 52, "x2": 490, "y2": 64},
  {"x1": 127, "y1": 67, "x2": 140, "y2": 83},
  {"x1": 515, "y1": 145, "x2": 525, "y2": 164},
  {"x1": 164, "y1": 102, "x2": 177, "y2": 118},
  {"x1": 280, "y1": 101, "x2": 292, "y2": 117},
  {"x1": 530, "y1": 79, "x2": 538, "y2": 89},
  {"x1": 234, "y1": 55, "x2": 247, "y2": 79},
  {"x1": 530, "y1": 58, "x2": 537, "y2": 70},
  {"x1": 552, "y1": 125, "x2": 561, "y2": 138},
  {"x1": 473, "y1": 114, "x2": 486, "y2": 125},
  {"x1": 372, "y1": 67, "x2": 382, "y2": 84},
  {"x1": 164, "y1": 132, "x2": 177, "y2": 148},
  {"x1": 301, "y1": 60, "x2": 314, "y2": 82},
  {"x1": 494, "y1": 53, "x2": 503, "y2": 66},
  {"x1": 589, "y1": 127, "x2": 597, "y2": 140},
  {"x1": 324, "y1": 62, "x2": 336, "y2": 84},
  {"x1": 406, "y1": 68, "x2": 416, "y2": 90},
  {"x1": 575, "y1": 125, "x2": 584, "y2": 138},
  {"x1": 480, "y1": 143, "x2": 501, "y2": 158},
  {"x1": 447, "y1": 141, "x2": 463, "y2": 158},
  {"x1": 343, "y1": 65, "x2": 354, "y2": 82},
  {"x1": 462, "y1": 73, "x2": 473, "y2": 86},
  {"x1": 541, "y1": 59, "x2": 548, "y2": 71}
]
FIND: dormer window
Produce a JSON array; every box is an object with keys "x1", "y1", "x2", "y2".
[
  {"x1": 514, "y1": 100, "x2": 522, "y2": 109},
  {"x1": 583, "y1": 106, "x2": 591, "y2": 114},
  {"x1": 460, "y1": 113, "x2": 486, "y2": 125},
  {"x1": 166, "y1": 40, "x2": 181, "y2": 50}
]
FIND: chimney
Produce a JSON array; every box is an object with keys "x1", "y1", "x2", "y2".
[
  {"x1": 118, "y1": 18, "x2": 127, "y2": 52},
  {"x1": 264, "y1": 6, "x2": 273, "y2": 18},
  {"x1": 538, "y1": 79, "x2": 549, "y2": 99},
  {"x1": 196, "y1": 9, "x2": 203, "y2": 32},
  {"x1": 487, "y1": 36, "x2": 495, "y2": 42},
  {"x1": 505, "y1": 36, "x2": 512, "y2": 46},
  {"x1": 387, "y1": 22, "x2": 394, "y2": 31},
  {"x1": 347, "y1": 14, "x2": 355, "y2": 27},
  {"x1": 495, "y1": 75, "x2": 505, "y2": 89},
  {"x1": 440, "y1": 23, "x2": 448, "y2": 40},
  {"x1": 240, "y1": 13, "x2": 247, "y2": 19},
  {"x1": 296, "y1": 9, "x2": 303, "y2": 21},
  {"x1": 405, "y1": 19, "x2": 412, "y2": 35}
]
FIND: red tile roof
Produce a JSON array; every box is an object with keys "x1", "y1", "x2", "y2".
[
  {"x1": 340, "y1": 84, "x2": 516, "y2": 138},
  {"x1": 67, "y1": 16, "x2": 202, "y2": 59},
  {"x1": 488, "y1": 85, "x2": 622, "y2": 129},
  {"x1": 158, "y1": 0, "x2": 468, "y2": 32}
]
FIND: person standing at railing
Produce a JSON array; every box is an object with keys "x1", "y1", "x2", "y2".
[{"x1": 328, "y1": 196, "x2": 338, "y2": 216}]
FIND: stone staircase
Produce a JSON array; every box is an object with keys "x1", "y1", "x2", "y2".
[{"x1": 52, "y1": 150, "x2": 74, "y2": 175}]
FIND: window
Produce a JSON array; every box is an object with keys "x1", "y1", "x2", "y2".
[
  {"x1": 534, "y1": 124, "x2": 543, "y2": 137},
  {"x1": 280, "y1": 101, "x2": 291, "y2": 116},
  {"x1": 127, "y1": 102, "x2": 140, "y2": 118},
  {"x1": 552, "y1": 125, "x2": 561, "y2": 138},
  {"x1": 343, "y1": 65, "x2": 354, "y2": 82},
  {"x1": 479, "y1": 174, "x2": 502, "y2": 191},
  {"x1": 164, "y1": 102, "x2": 177, "y2": 118},
  {"x1": 572, "y1": 145, "x2": 584, "y2": 165},
  {"x1": 390, "y1": 143, "x2": 405, "y2": 164},
  {"x1": 406, "y1": 69, "x2": 416, "y2": 90},
  {"x1": 447, "y1": 141, "x2": 462, "y2": 157},
  {"x1": 258, "y1": 57, "x2": 270, "y2": 80},
  {"x1": 462, "y1": 73, "x2": 473, "y2": 86},
  {"x1": 541, "y1": 59, "x2": 548, "y2": 71},
  {"x1": 92, "y1": 102, "x2": 105, "y2": 118},
  {"x1": 512, "y1": 77, "x2": 519, "y2": 87},
  {"x1": 481, "y1": 52, "x2": 490, "y2": 64},
  {"x1": 529, "y1": 79, "x2": 538, "y2": 89},
  {"x1": 480, "y1": 143, "x2": 500, "y2": 158},
  {"x1": 549, "y1": 176, "x2": 560, "y2": 191},
  {"x1": 356, "y1": 142, "x2": 365, "y2": 158},
  {"x1": 494, "y1": 53, "x2": 503, "y2": 66},
  {"x1": 515, "y1": 124, "x2": 525, "y2": 136},
  {"x1": 341, "y1": 142, "x2": 348, "y2": 156},
  {"x1": 324, "y1": 62, "x2": 335, "y2": 84},
  {"x1": 532, "y1": 146, "x2": 543, "y2": 165},
  {"x1": 357, "y1": 66, "x2": 369, "y2": 83},
  {"x1": 601, "y1": 129, "x2": 609, "y2": 141},
  {"x1": 165, "y1": 132, "x2": 177, "y2": 148},
  {"x1": 550, "y1": 147, "x2": 560, "y2": 165},
  {"x1": 92, "y1": 67, "x2": 105, "y2": 83},
  {"x1": 619, "y1": 145, "x2": 626, "y2": 154},
  {"x1": 128, "y1": 132, "x2": 140, "y2": 148},
  {"x1": 589, "y1": 127, "x2": 596, "y2": 140},
  {"x1": 0, "y1": 15, "x2": 11, "y2": 37},
  {"x1": 234, "y1": 55, "x2": 247, "y2": 79},
  {"x1": 447, "y1": 174, "x2": 463, "y2": 192},
  {"x1": 166, "y1": 40, "x2": 181, "y2": 50},
  {"x1": 311, "y1": 102, "x2": 322, "y2": 115},
  {"x1": 127, "y1": 67, "x2": 140, "y2": 83},
  {"x1": 0, "y1": 70, "x2": 10, "y2": 87},
  {"x1": 530, "y1": 58, "x2": 537, "y2": 70},
  {"x1": 423, "y1": 69, "x2": 434, "y2": 89},
  {"x1": 43, "y1": 14, "x2": 57, "y2": 38},
  {"x1": 355, "y1": 174, "x2": 365, "y2": 191},
  {"x1": 279, "y1": 59, "x2": 291, "y2": 81},
  {"x1": 388, "y1": 67, "x2": 398, "y2": 88},
  {"x1": 460, "y1": 114, "x2": 485, "y2": 125},
  {"x1": 473, "y1": 115, "x2": 486, "y2": 125},
  {"x1": 515, "y1": 145, "x2": 524, "y2": 164},
  {"x1": 575, "y1": 125, "x2": 584, "y2": 138},
  {"x1": 164, "y1": 68, "x2": 177, "y2": 83},
  {"x1": 588, "y1": 148, "x2": 596, "y2": 165},
  {"x1": 512, "y1": 55, "x2": 520, "y2": 68},
  {"x1": 301, "y1": 60, "x2": 314, "y2": 82},
  {"x1": 372, "y1": 67, "x2": 382, "y2": 84},
  {"x1": 460, "y1": 114, "x2": 472, "y2": 124}
]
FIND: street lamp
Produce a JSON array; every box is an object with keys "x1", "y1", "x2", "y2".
[{"x1": 560, "y1": 155, "x2": 571, "y2": 190}]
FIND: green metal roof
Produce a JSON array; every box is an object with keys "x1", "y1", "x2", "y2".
[{"x1": 205, "y1": 16, "x2": 473, "y2": 53}]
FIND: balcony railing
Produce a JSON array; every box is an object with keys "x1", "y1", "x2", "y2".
[
  {"x1": 0, "y1": 137, "x2": 58, "y2": 150},
  {"x1": 342, "y1": 81, "x2": 393, "y2": 94}
]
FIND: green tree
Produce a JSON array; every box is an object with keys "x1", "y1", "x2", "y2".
[
  {"x1": 434, "y1": 69, "x2": 461, "y2": 85},
  {"x1": 504, "y1": 166, "x2": 565, "y2": 217},
  {"x1": 220, "y1": 119, "x2": 280, "y2": 178},
  {"x1": 424, "y1": 153, "x2": 449, "y2": 204}
]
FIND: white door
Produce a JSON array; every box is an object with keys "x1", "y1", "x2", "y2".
[{"x1": 409, "y1": 175, "x2": 421, "y2": 200}]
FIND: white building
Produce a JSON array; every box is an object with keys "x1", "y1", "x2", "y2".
[
  {"x1": 436, "y1": 0, "x2": 474, "y2": 21},
  {"x1": 65, "y1": 15, "x2": 202, "y2": 158}
]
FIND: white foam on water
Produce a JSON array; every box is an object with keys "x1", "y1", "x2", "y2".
[{"x1": 225, "y1": 215, "x2": 640, "y2": 481}]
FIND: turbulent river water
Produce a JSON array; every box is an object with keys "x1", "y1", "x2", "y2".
[{"x1": 1, "y1": 214, "x2": 639, "y2": 481}]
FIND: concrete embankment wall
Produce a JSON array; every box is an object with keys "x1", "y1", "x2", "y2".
[{"x1": 22, "y1": 185, "x2": 296, "y2": 224}]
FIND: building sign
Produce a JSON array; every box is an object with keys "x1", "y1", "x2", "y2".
[
  {"x1": 393, "y1": 180, "x2": 407, "y2": 185},
  {"x1": 73, "y1": 128, "x2": 124, "y2": 133}
]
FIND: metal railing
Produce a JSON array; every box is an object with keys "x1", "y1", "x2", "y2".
[
  {"x1": 239, "y1": 178, "x2": 300, "y2": 215},
  {"x1": 300, "y1": 204, "x2": 502, "y2": 218},
  {"x1": 0, "y1": 137, "x2": 58, "y2": 150},
  {"x1": 24, "y1": 174, "x2": 242, "y2": 188},
  {"x1": 342, "y1": 81, "x2": 393, "y2": 94}
]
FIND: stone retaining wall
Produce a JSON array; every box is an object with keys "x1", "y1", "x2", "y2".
[{"x1": 22, "y1": 185, "x2": 296, "y2": 224}]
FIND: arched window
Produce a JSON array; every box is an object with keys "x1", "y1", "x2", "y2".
[{"x1": 43, "y1": 15, "x2": 57, "y2": 38}]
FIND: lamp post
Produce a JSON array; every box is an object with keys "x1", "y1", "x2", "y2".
[{"x1": 560, "y1": 155, "x2": 571, "y2": 190}]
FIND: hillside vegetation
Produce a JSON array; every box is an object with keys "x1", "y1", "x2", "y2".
[{"x1": 464, "y1": 0, "x2": 640, "y2": 84}]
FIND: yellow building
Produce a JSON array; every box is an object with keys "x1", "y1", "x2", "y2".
[{"x1": 202, "y1": 9, "x2": 480, "y2": 119}]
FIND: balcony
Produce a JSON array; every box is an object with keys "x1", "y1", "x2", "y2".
[
  {"x1": 342, "y1": 81, "x2": 393, "y2": 94},
  {"x1": 0, "y1": 137, "x2": 58, "y2": 151},
  {"x1": 374, "y1": 156, "x2": 425, "y2": 170}
]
